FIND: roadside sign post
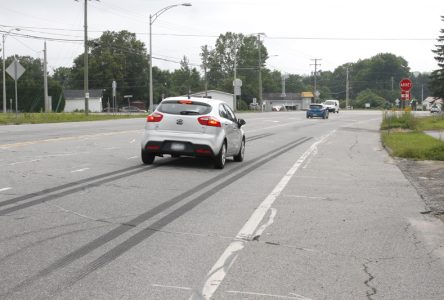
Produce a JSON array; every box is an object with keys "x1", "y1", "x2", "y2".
[
  {"x1": 399, "y1": 78, "x2": 412, "y2": 109},
  {"x1": 6, "y1": 58, "x2": 26, "y2": 117},
  {"x1": 233, "y1": 79, "x2": 242, "y2": 111},
  {"x1": 112, "y1": 80, "x2": 116, "y2": 113}
]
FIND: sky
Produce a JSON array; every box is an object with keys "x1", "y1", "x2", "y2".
[{"x1": 1, "y1": 0, "x2": 443, "y2": 77}]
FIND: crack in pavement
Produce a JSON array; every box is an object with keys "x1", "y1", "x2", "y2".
[{"x1": 363, "y1": 260, "x2": 377, "y2": 300}]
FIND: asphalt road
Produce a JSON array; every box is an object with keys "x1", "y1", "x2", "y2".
[{"x1": 1, "y1": 111, "x2": 443, "y2": 300}]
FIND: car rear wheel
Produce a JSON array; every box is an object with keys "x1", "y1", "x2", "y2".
[
  {"x1": 214, "y1": 142, "x2": 227, "y2": 169},
  {"x1": 141, "y1": 149, "x2": 155, "y2": 165},
  {"x1": 233, "y1": 138, "x2": 245, "y2": 162}
]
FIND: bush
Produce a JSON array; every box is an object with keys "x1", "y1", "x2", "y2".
[{"x1": 381, "y1": 111, "x2": 417, "y2": 130}]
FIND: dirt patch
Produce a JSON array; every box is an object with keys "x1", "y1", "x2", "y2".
[{"x1": 396, "y1": 159, "x2": 444, "y2": 222}]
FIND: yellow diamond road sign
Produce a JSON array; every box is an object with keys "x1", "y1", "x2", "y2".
[{"x1": 6, "y1": 59, "x2": 26, "y2": 80}]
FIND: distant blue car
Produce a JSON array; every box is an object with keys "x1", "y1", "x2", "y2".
[{"x1": 306, "y1": 104, "x2": 329, "y2": 119}]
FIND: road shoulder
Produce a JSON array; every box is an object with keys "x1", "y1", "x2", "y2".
[{"x1": 396, "y1": 159, "x2": 444, "y2": 222}]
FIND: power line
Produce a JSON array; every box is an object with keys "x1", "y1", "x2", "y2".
[{"x1": 1, "y1": 25, "x2": 435, "y2": 41}]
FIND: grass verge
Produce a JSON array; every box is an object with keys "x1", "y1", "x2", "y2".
[
  {"x1": 0, "y1": 113, "x2": 146, "y2": 125},
  {"x1": 382, "y1": 132, "x2": 444, "y2": 160}
]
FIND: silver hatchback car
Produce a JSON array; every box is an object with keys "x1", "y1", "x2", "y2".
[{"x1": 141, "y1": 97, "x2": 246, "y2": 169}]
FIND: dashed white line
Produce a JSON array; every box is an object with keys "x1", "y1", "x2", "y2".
[
  {"x1": 152, "y1": 284, "x2": 192, "y2": 291},
  {"x1": 8, "y1": 159, "x2": 40, "y2": 166},
  {"x1": 127, "y1": 156, "x2": 138, "y2": 160},
  {"x1": 0, "y1": 187, "x2": 12, "y2": 192},
  {"x1": 130, "y1": 139, "x2": 136, "y2": 143},
  {"x1": 71, "y1": 168, "x2": 89, "y2": 173},
  {"x1": 191, "y1": 131, "x2": 334, "y2": 300}
]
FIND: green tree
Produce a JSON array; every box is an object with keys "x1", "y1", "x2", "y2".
[
  {"x1": 354, "y1": 89, "x2": 387, "y2": 108},
  {"x1": 68, "y1": 30, "x2": 149, "y2": 107},
  {"x1": 202, "y1": 32, "x2": 268, "y2": 102},
  {"x1": 430, "y1": 16, "x2": 444, "y2": 99},
  {"x1": 170, "y1": 56, "x2": 201, "y2": 96},
  {"x1": 1, "y1": 55, "x2": 62, "y2": 112}
]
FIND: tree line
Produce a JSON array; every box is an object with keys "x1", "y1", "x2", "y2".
[{"x1": 1, "y1": 27, "x2": 442, "y2": 112}]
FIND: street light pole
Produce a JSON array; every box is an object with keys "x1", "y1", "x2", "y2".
[
  {"x1": 149, "y1": 3, "x2": 191, "y2": 112},
  {"x1": 84, "y1": 0, "x2": 89, "y2": 115},
  {"x1": 2, "y1": 28, "x2": 20, "y2": 113}
]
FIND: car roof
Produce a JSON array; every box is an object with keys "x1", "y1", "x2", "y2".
[{"x1": 162, "y1": 97, "x2": 224, "y2": 106}]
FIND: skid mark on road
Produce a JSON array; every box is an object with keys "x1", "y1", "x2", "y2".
[
  {"x1": 225, "y1": 290, "x2": 311, "y2": 300},
  {"x1": 2, "y1": 136, "x2": 311, "y2": 299}
]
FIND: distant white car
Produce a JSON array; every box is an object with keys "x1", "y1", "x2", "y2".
[
  {"x1": 141, "y1": 97, "x2": 246, "y2": 169},
  {"x1": 430, "y1": 105, "x2": 441, "y2": 113},
  {"x1": 323, "y1": 100, "x2": 340, "y2": 113}
]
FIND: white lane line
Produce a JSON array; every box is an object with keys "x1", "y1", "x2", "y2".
[
  {"x1": 0, "y1": 187, "x2": 12, "y2": 192},
  {"x1": 152, "y1": 284, "x2": 192, "y2": 291},
  {"x1": 127, "y1": 156, "x2": 137, "y2": 160},
  {"x1": 226, "y1": 290, "x2": 310, "y2": 299},
  {"x1": 288, "y1": 292, "x2": 313, "y2": 300},
  {"x1": 130, "y1": 139, "x2": 136, "y2": 143},
  {"x1": 282, "y1": 194, "x2": 327, "y2": 200},
  {"x1": 0, "y1": 129, "x2": 141, "y2": 149},
  {"x1": 253, "y1": 208, "x2": 277, "y2": 239},
  {"x1": 191, "y1": 131, "x2": 334, "y2": 300},
  {"x1": 8, "y1": 159, "x2": 40, "y2": 166},
  {"x1": 71, "y1": 168, "x2": 89, "y2": 173}
]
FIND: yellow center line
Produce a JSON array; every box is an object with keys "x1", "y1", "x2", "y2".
[{"x1": 0, "y1": 129, "x2": 141, "y2": 149}]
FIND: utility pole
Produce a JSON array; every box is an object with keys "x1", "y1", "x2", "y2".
[
  {"x1": 310, "y1": 58, "x2": 321, "y2": 103},
  {"x1": 391, "y1": 76, "x2": 394, "y2": 91},
  {"x1": 257, "y1": 33, "x2": 265, "y2": 108},
  {"x1": 346, "y1": 67, "x2": 350, "y2": 109},
  {"x1": 83, "y1": 0, "x2": 89, "y2": 115},
  {"x1": 43, "y1": 41, "x2": 49, "y2": 112},
  {"x1": 281, "y1": 73, "x2": 287, "y2": 97},
  {"x1": 233, "y1": 55, "x2": 237, "y2": 110}
]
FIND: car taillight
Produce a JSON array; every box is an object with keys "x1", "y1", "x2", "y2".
[
  {"x1": 147, "y1": 113, "x2": 163, "y2": 122},
  {"x1": 197, "y1": 116, "x2": 221, "y2": 127}
]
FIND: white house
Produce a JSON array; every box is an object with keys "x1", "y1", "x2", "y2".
[
  {"x1": 422, "y1": 97, "x2": 443, "y2": 110},
  {"x1": 181, "y1": 90, "x2": 234, "y2": 109},
  {"x1": 64, "y1": 89, "x2": 103, "y2": 112}
]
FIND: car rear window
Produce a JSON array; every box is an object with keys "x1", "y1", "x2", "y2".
[
  {"x1": 310, "y1": 105, "x2": 323, "y2": 109},
  {"x1": 324, "y1": 101, "x2": 335, "y2": 105},
  {"x1": 157, "y1": 100, "x2": 212, "y2": 115}
]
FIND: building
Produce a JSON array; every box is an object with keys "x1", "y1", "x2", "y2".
[
  {"x1": 63, "y1": 89, "x2": 103, "y2": 112},
  {"x1": 181, "y1": 90, "x2": 234, "y2": 109},
  {"x1": 262, "y1": 92, "x2": 314, "y2": 111},
  {"x1": 422, "y1": 97, "x2": 443, "y2": 110}
]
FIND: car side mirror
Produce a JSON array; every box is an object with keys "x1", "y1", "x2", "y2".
[{"x1": 238, "y1": 119, "x2": 246, "y2": 127}]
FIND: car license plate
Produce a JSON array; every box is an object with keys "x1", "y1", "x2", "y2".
[{"x1": 171, "y1": 142, "x2": 185, "y2": 151}]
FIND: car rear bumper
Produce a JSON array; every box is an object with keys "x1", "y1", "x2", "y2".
[{"x1": 141, "y1": 130, "x2": 224, "y2": 157}]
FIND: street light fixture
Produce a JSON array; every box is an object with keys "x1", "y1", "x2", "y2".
[
  {"x1": 2, "y1": 28, "x2": 20, "y2": 113},
  {"x1": 149, "y1": 3, "x2": 192, "y2": 112}
]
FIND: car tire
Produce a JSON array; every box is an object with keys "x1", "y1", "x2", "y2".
[
  {"x1": 214, "y1": 142, "x2": 227, "y2": 169},
  {"x1": 141, "y1": 149, "x2": 155, "y2": 165},
  {"x1": 233, "y1": 138, "x2": 245, "y2": 162}
]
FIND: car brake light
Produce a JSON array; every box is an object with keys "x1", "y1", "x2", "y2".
[
  {"x1": 179, "y1": 100, "x2": 193, "y2": 104},
  {"x1": 147, "y1": 113, "x2": 163, "y2": 122},
  {"x1": 197, "y1": 116, "x2": 221, "y2": 127}
]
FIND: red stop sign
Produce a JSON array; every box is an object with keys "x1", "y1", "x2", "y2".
[{"x1": 400, "y1": 78, "x2": 412, "y2": 91}]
